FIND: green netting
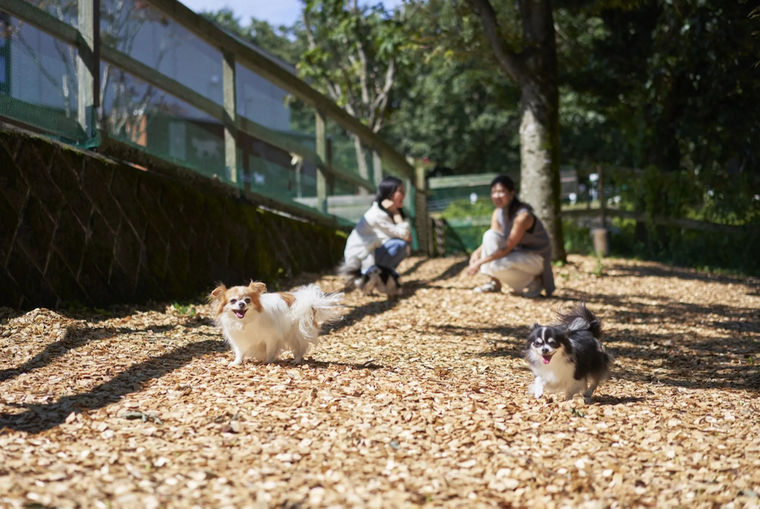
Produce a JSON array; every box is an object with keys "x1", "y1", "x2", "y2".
[
  {"x1": 240, "y1": 130, "x2": 316, "y2": 200},
  {"x1": 100, "y1": 0, "x2": 224, "y2": 107},
  {"x1": 100, "y1": 64, "x2": 228, "y2": 180},
  {"x1": 0, "y1": 1, "x2": 407, "y2": 227},
  {"x1": 327, "y1": 120, "x2": 363, "y2": 180},
  {"x1": 0, "y1": 14, "x2": 86, "y2": 142}
]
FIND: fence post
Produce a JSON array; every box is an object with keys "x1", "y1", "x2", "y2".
[
  {"x1": 77, "y1": 0, "x2": 99, "y2": 141},
  {"x1": 598, "y1": 165, "x2": 606, "y2": 229},
  {"x1": 315, "y1": 111, "x2": 328, "y2": 214},
  {"x1": 414, "y1": 163, "x2": 431, "y2": 255},
  {"x1": 222, "y1": 51, "x2": 238, "y2": 184},
  {"x1": 372, "y1": 150, "x2": 382, "y2": 188},
  {"x1": 592, "y1": 164, "x2": 609, "y2": 256}
]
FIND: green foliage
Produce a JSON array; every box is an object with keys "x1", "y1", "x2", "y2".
[
  {"x1": 439, "y1": 198, "x2": 494, "y2": 220},
  {"x1": 434, "y1": 199, "x2": 486, "y2": 253},
  {"x1": 386, "y1": 57, "x2": 521, "y2": 173},
  {"x1": 200, "y1": 8, "x2": 301, "y2": 64},
  {"x1": 608, "y1": 217, "x2": 760, "y2": 276},
  {"x1": 592, "y1": 255, "x2": 604, "y2": 277},
  {"x1": 571, "y1": 407, "x2": 586, "y2": 418},
  {"x1": 170, "y1": 303, "x2": 196, "y2": 316},
  {"x1": 382, "y1": 0, "x2": 523, "y2": 173},
  {"x1": 299, "y1": 0, "x2": 411, "y2": 128},
  {"x1": 562, "y1": 220, "x2": 594, "y2": 255},
  {"x1": 559, "y1": 0, "x2": 760, "y2": 220}
]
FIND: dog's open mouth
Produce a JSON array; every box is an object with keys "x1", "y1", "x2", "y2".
[
  {"x1": 542, "y1": 353, "x2": 553, "y2": 364},
  {"x1": 233, "y1": 309, "x2": 247, "y2": 319}
]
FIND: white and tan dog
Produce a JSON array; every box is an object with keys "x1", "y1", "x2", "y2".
[{"x1": 210, "y1": 281, "x2": 344, "y2": 365}]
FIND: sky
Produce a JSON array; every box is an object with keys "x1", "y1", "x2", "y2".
[{"x1": 178, "y1": 0, "x2": 405, "y2": 27}]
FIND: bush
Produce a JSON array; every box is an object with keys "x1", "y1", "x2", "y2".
[
  {"x1": 608, "y1": 218, "x2": 760, "y2": 276},
  {"x1": 562, "y1": 220, "x2": 594, "y2": 255}
]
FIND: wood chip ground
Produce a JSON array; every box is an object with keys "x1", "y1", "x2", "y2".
[{"x1": 1, "y1": 255, "x2": 759, "y2": 508}]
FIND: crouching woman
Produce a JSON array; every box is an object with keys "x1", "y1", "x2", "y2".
[
  {"x1": 341, "y1": 176, "x2": 411, "y2": 289},
  {"x1": 466, "y1": 175, "x2": 555, "y2": 298}
]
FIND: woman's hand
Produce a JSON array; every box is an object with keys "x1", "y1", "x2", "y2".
[{"x1": 466, "y1": 254, "x2": 482, "y2": 276}]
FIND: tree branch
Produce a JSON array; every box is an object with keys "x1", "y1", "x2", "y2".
[
  {"x1": 466, "y1": 0, "x2": 529, "y2": 84},
  {"x1": 369, "y1": 58, "x2": 395, "y2": 132}
]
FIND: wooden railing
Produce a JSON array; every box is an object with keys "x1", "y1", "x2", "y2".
[{"x1": 0, "y1": 0, "x2": 430, "y2": 245}]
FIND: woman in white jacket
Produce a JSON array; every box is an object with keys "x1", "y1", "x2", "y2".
[{"x1": 342, "y1": 176, "x2": 411, "y2": 288}]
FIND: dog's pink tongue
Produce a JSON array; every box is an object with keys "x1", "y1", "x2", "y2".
[
  {"x1": 542, "y1": 355, "x2": 552, "y2": 364},
  {"x1": 234, "y1": 310, "x2": 246, "y2": 319}
]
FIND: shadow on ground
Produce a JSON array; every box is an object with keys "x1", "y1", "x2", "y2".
[
  {"x1": 0, "y1": 339, "x2": 227, "y2": 434},
  {"x1": 0, "y1": 315, "x2": 214, "y2": 384}
]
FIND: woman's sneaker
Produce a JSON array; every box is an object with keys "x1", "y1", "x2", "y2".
[{"x1": 474, "y1": 280, "x2": 501, "y2": 293}]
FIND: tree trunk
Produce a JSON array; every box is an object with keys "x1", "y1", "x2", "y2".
[
  {"x1": 519, "y1": 80, "x2": 565, "y2": 262},
  {"x1": 468, "y1": 0, "x2": 566, "y2": 262},
  {"x1": 517, "y1": 0, "x2": 565, "y2": 262}
]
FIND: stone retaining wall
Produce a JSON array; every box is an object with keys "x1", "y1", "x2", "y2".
[{"x1": 0, "y1": 125, "x2": 346, "y2": 310}]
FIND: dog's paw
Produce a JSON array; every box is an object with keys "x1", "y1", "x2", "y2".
[{"x1": 386, "y1": 285, "x2": 403, "y2": 297}]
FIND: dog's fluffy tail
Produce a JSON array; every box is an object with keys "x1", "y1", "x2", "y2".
[
  {"x1": 558, "y1": 302, "x2": 602, "y2": 339},
  {"x1": 337, "y1": 259, "x2": 362, "y2": 291},
  {"x1": 291, "y1": 284, "x2": 345, "y2": 339}
]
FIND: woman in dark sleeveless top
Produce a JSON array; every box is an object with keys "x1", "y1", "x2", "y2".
[{"x1": 465, "y1": 175, "x2": 555, "y2": 297}]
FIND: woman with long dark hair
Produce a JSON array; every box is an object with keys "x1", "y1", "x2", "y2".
[
  {"x1": 341, "y1": 176, "x2": 411, "y2": 292},
  {"x1": 465, "y1": 175, "x2": 555, "y2": 297}
]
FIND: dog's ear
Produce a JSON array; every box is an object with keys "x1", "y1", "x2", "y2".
[
  {"x1": 557, "y1": 331, "x2": 573, "y2": 350},
  {"x1": 248, "y1": 281, "x2": 267, "y2": 293},
  {"x1": 531, "y1": 323, "x2": 540, "y2": 331},
  {"x1": 248, "y1": 281, "x2": 266, "y2": 312},
  {"x1": 209, "y1": 284, "x2": 227, "y2": 316},
  {"x1": 209, "y1": 284, "x2": 226, "y2": 303}
]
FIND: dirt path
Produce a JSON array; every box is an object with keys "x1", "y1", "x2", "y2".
[{"x1": 1, "y1": 255, "x2": 759, "y2": 508}]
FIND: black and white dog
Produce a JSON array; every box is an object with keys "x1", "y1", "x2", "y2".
[
  {"x1": 339, "y1": 264, "x2": 401, "y2": 297},
  {"x1": 360, "y1": 265, "x2": 401, "y2": 296},
  {"x1": 525, "y1": 303, "x2": 611, "y2": 403}
]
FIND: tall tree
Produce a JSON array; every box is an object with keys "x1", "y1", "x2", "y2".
[
  {"x1": 299, "y1": 0, "x2": 409, "y2": 187},
  {"x1": 559, "y1": 0, "x2": 760, "y2": 222},
  {"x1": 466, "y1": 0, "x2": 566, "y2": 261},
  {"x1": 387, "y1": 57, "x2": 521, "y2": 175}
]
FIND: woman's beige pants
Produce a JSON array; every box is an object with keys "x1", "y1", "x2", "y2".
[{"x1": 479, "y1": 229, "x2": 543, "y2": 291}]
